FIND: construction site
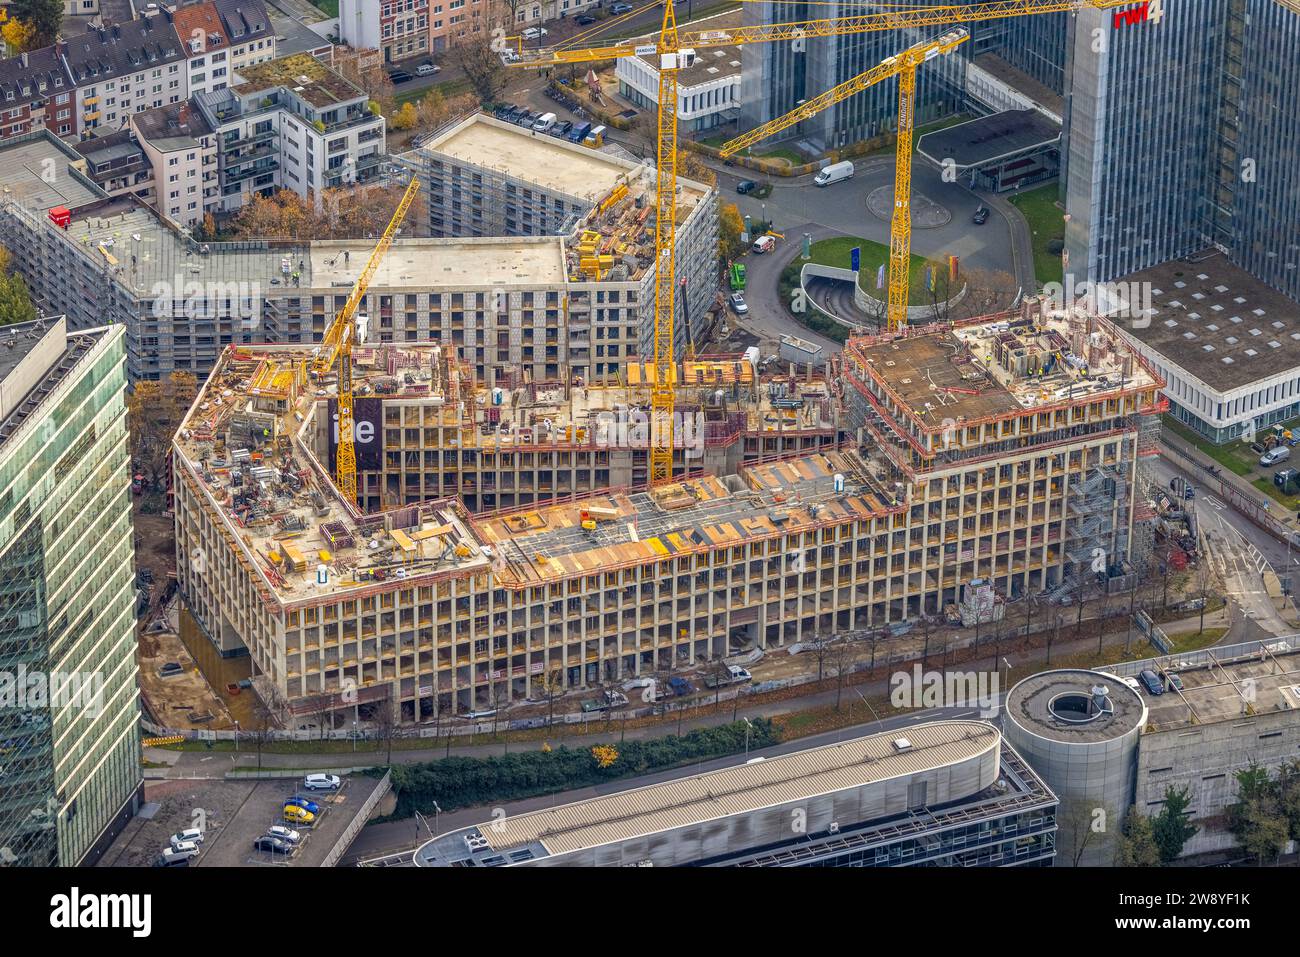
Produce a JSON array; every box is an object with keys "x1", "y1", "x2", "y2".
[{"x1": 171, "y1": 296, "x2": 1166, "y2": 727}]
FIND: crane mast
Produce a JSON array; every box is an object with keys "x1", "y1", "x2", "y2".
[
  {"x1": 314, "y1": 177, "x2": 421, "y2": 504},
  {"x1": 509, "y1": 0, "x2": 1131, "y2": 474}
]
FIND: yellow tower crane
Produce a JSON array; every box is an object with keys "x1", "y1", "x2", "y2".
[
  {"x1": 312, "y1": 177, "x2": 421, "y2": 504},
  {"x1": 509, "y1": 0, "x2": 1134, "y2": 479},
  {"x1": 720, "y1": 29, "x2": 970, "y2": 332}
]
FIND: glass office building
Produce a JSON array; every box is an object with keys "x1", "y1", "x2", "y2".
[
  {"x1": 1063, "y1": 0, "x2": 1300, "y2": 303},
  {"x1": 739, "y1": 0, "x2": 967, "y2": 153},
  {"x1": 0, "y1": 319, "x2": 141, "y2": 867}
]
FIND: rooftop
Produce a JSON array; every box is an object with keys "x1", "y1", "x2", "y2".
[
  {"x1": 477, "y1": 448, "x2": 895, "y2": 587},
  {"x1": 1112, "y1": 638, "x2": 1300, "y2": 730},
  {"x1": 213, "y1": 0, "x2": 273, "y2": 43},
  {"x1": 916, "y1": 108, "x2": 1061, "y2": 170},
  {"x1": 63, "y1": 15, "x2": 185, "y2": 84},
  {"x1": 0, "y1": 45, "x2": 72, "y2": 108},
  {"x1": 0, "y1": 133, "x2": 106, "y2": 212},
  {"x1": 0, "y1": 318, "x2": 109, "y2": 455},
  {"x1": 170, "y1": 1, "x2": 231, "y2": 54},
  {"x1": 1004, "y1": 669, "x2": 1148, "y2": 743},
  {"x1": 232, "y1": 53, "x2": 366, "y2": 109},
  {"x1": 852, "y1": 309, "x2": 1160, "y2": 428},
  {"x1": 972, "y1": 52, "x2": 1065, "y2": 118},
  {"x1": 424, "y1": 114, "x2": 633, "y2": 204},
  {"x1": 131, "y1": 100, "x2": 214, "y2": 152},
  {"x1": 414, "y1": 720, "x2": 1001, "y2": 865},
  {"x1": 308, "y1": 237, "x2": 568, "y2": 288},
  {"x1": 173, "y1": 339, "x2": 857, "y2": 603},
  {"x1": 1116, "y1": 251, "x2": 1300, "y2": 393}
]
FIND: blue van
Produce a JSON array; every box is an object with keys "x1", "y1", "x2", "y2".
[{"x1": 568, "y1": 121, "x2": 592, "y2": 144}]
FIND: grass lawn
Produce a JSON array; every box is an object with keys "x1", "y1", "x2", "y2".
[
  {"x1": 392, "y1": 78, "x2": 473, "y2": 109},
  {"x1": 751, "y1": 146, "x2": 806, "y2": 166},
  {"x1": 1008, "y1": 183, "x2": 1065, "y2": 288},
  {"x1": 807, "y1": 236, "x2": 955, "y2": 306},
  {"x1": 1166, "y1": 627, "x2": 1230, "y2": 653},
  {"x1": 1162, "y1": 416, "x2": 1256, "y2": 476},
  {"x1": 310, "y1": 0, "x2": 339, "y2": 16}
]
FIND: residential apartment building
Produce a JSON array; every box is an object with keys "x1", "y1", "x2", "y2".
[
  {"x1": 0, "y1": 0, "x2": 274, "y2": 148},
  {"x1": 193, "y1": 52, "x2": 386, "y2": 211},
  {"x1": 212, "y1": 0, "x2": 276, "y2": 73},
  {"x1": 338, "y1": 0, "x2": 430, "y2": 63},
  {"x1": 0, "y1": 317, "x2": 141, "y2": 866},
  {"x1": 63, "y1": 16, "x2": 189, "y2": 137},
  {"x1": 411, "y1": 114, "x2": 719, "y2": 364},
  {"x1": 72, "y1": 130, "x2": 155, "y2": 201},
  {"x1": 169, "y1": 306, "x2": 1161, "y2": 725},
  {"x1": 414, "y1": 722, "x2": 1058, "y2": 867},
  {"x1": 173, "y1": 0, "x2": 236, "y2": 97},
  {"x1": 131, "y1": 100, "x2": 219, "y2": 227},
  {"x1": 0, "y1": 47, "x2": 77, "y2": 141}
]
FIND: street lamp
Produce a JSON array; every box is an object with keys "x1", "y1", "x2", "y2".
[
  {"x1": 742, "y1": 717, "x2": 753, "y2": 757},
  {"x1": 854, "y1": 688, "x2": 884, "y2": 734}
]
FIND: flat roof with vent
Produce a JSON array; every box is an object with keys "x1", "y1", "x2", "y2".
[
  {"x1": 1114, "y1": 251, "x2": 1300, "y2": 393},
  {"x1": 414, "y1": 720, "x2": 1000, "y2": 865}
]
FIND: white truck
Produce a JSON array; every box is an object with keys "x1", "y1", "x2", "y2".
[{"x1": 814, "y1": 160, "x2": 855, "y2": 187}]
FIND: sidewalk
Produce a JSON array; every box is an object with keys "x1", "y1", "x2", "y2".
[{"x1": 146, "y1": 605, "x2": 1232, "y2": 777}]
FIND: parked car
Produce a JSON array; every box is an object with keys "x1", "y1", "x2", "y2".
[
  {"x1": 550, "y1": 119, "x2": 573, "y2": 138},
  {"x1": 729, "y1": 292, "x2": 748, "y2": 315},
  {"x1": 253, "y1": 835, "x2": 294, "y2": 854},
  {"x1": 388, "y1": 70, "x2": 412, "y2": 84},
  {"x1": 575, "y1": 14, "x2": 597, "y2": 24},
  {"x1": 416, "y1": 62, "x2": 440, "y2": 76},
  {"x1": 751, "y1": 234, "x2": 776, "y2": 254},
  {"x1": 282, "y1": 804, "x2": 316, "y2": 825},
  {"x1": 736, "y1": 179, "x2": 758, "y2": 195},
  {"x1": 1165, "y1": 672, "x2": 1184, "y2": 692},
  {"x1": 705, "y1": 664, "x2": 752, "y2": 689},
  {"x1": 265, "y1": 825, "x2": 301, "y2": 844},
  {"x1": 522, "y1": 27, "x2": 548, "y2": 40},
  {"x1": 972, "y1": 205, "x2": 990, "y2": 225},
  {"x1": 1098, "y1": 671, "x2": 1142, "y2": 694},
  {"x1": 668, "y1": 676, "x2": 694, "y2": 697},
  {"x1": 516, "y1": 111, "x2": 540, "y2": 128},
  {"x1": 493, "y1": 104, "x2": 514, "y2": 119},
  {"x1": 504, "y1": 106, "x2": 527, "y2": 123},
  {"x1": 285, "y1": 795, "x2": 320, "y2": 814},
  {"x1": 610, "y1": 2, "x2": 634, "y2": 12},
  {"x1": 157, "y1": 846, "x2": 197, "y2": 866},
  {"x1": 501, "y1": 49, "x2": 522, "y2": 63},
  {"x1": 1138, "y1": 669, "x2": 1164, "y2": 695},
  {"x1": 169, "y1": 828, "x2": 204, "y2": 849},
  {"x1": 304, "y1": 773, "x2": 341, "y2": 791}
]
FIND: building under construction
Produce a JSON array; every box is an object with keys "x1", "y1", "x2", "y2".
[{"x1": 173, "y1": 303, "x2": 1164, "y2": 725}]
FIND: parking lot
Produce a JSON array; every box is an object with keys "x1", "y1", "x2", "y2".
[{"x1": 97, "y1": 774, "x2": 386, "y2": 868}]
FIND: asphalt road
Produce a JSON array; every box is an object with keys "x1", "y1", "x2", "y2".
[{"x1": 347, "y1": 700, "x2": 986, "y2": 864}]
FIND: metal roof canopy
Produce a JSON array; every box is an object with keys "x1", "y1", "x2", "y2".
[{"x1": 916, "y1": 108, "x2": 1060, "y2": 172}]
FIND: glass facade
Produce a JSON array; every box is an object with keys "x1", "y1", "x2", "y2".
[
  {"x1": 740, "y1": 0, "x2": 966, "y2": 153},
  {"x1": 0, "y1": 325, "x2": 140, "y2": 866},
  {"x1": 1063, "y1": 1, "x2": 1300, "y2": 304}
]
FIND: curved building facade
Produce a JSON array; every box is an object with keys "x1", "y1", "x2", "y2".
[{"x1": 1003, "y1": 669, "x2": 1147, "y2": 866}]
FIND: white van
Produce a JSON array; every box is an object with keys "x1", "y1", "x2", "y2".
[
  {"x1": 532, "y1": 112, "x2": 557, "y2": 133},
  {"x1": 1261, "y1": 445, "x2": 1292, "y2": 466},
  {"x1": 751, "y1": 235, "x2": 775, "y2": 254},
  {"x1": 814, "y1": 160, "x2": 855, "y2": 187}
]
